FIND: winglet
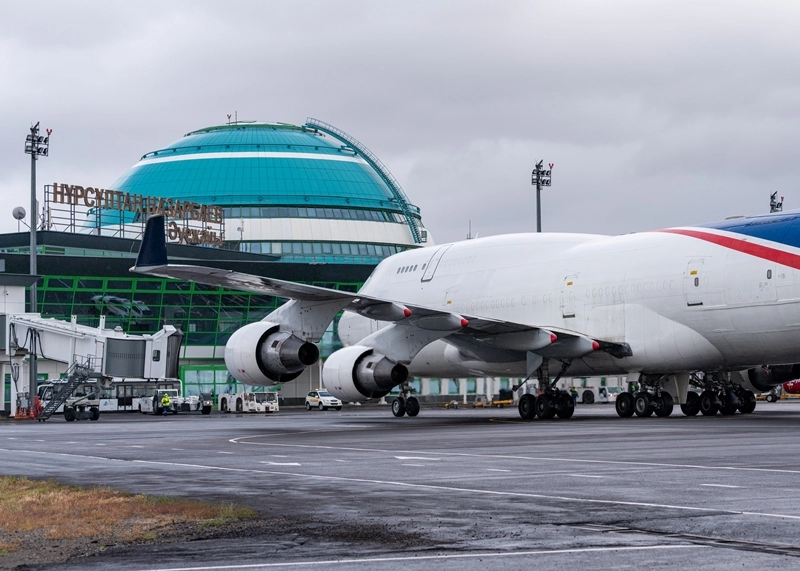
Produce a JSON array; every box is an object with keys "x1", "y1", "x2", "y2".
[{"x1": 134, "y1": 215, "x2": 168, "y2": 269}]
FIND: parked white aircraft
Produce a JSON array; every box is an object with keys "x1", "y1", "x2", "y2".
[{"x1": 133, "y1": 213, "x2": 800, "y2": 420}]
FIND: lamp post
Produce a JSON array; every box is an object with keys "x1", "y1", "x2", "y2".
[
  {"x1": 23, "y1": 122, "x2": 50, "y2": 407},
  {"x1": 531, "y1": 160, "x2": 553, "y2": 232}
]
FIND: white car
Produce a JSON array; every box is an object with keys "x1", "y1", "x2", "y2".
[
  {"x1": 606, "y1": 386, "x2": 625, "y2": 402},
  {"x1": 305, "y1": 390, "x2": 342, "y2": 411}
]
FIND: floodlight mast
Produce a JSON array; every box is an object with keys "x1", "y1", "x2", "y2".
[
  {"x1": 770, "y1": 192, "x2": 784, "y2": 213},
  {"x1": 531, "y1": 160, "x2": 553, "y2": 232},
  {"x1": 23, "y1": 122, "x2": 50, "y2": 410}
]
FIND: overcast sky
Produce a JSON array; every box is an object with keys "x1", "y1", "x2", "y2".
[{"x1": 2, "y1": 1, "x2": 800, "y2": 243}]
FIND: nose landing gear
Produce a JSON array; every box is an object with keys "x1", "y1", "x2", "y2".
[{"x1": 391, "y1": 382, "x2": 420, "y2": 417}]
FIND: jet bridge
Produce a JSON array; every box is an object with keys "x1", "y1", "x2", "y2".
[{"x1": 5, "y1": 313, "x2": 183, "y2": 418}]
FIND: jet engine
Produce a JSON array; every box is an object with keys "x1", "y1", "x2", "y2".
[
  {"x1": 224, "y1": 321, "x2": 319, "y2": 385},
  {"x1": 745, "y1": 364, "x2": 800, "y2": 393},
  {"x1": 323, "y1": 345, "x2": 408, "y2": 402}
]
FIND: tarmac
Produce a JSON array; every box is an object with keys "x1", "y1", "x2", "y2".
[{"x1": 4, "y1": 400, "x2": 800, "y2": 569}]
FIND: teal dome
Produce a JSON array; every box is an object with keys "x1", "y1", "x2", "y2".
[
  {"x1": 109, "y1": 122, "x2": 415, "y2": 214},
  {"x1": 98, "y1": 120, "x2": 428, "y2": 264}
]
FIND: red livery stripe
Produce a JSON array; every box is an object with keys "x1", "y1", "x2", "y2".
[{"x1": 659, "y1": 228, "x2": 800, "y2": 270}]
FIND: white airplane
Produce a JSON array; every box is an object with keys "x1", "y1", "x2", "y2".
[{"x1": 132, "y1": 212, "x2": 800, "y2": 420}]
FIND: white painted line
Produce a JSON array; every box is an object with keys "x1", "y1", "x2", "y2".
[
  {"x1": 334, "y1": 460, "x2": 348, "y2": 463},
  {"x1": 259, "y1": 461, "x2": 301, "y2": 466},
  {"x1": 700, "y1": 484, "x2": 741, "y2": 489},
  {"x1": 217, "y1": 451, "x2": 234, "y2": 455},
  {"x1": 394, "y1": 456, "x2": 440, "y2": 461},
  {"x1": 487, "y1": 469, "x2": 510, "y2": 472},
  {"x1": 230, "y1": 436, "x2": 800, "y2": 476},
  {"x1": 271, "y1": 455, "x2": 288, "y2": 458},
  {"x1": 126, "y1": 458, "x2": 800, "y2": 522},
  {"x1": 171, "y1": 448, "x2": 184, "y2": 451},
  {"x1": 130, "y1": 544, "x2": 700, "y2": 571},
  {"x1": 131, "y1": 445, "x2": 144, "y2": 448},
  {"x1": 569, "y1": 474, "x2": 604, "y2": 479},
  {"x1": 34, "y1": 439, "x2": 45, "y2": 442},
  {"x1": 96, "y1": 443, "x2": 106, "y2": 446},
  {"x1": 7, "y1": 438, "x2": 15, "y2": 440},
  {"x1": 402, "y1": 464, "x2": 425, "y2": 467}
]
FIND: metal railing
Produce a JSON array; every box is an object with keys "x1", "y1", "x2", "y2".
[{"x1": 305, "y1": 118, "x2": 424, "y2": 244}]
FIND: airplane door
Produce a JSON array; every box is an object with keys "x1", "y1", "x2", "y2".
[
  {"x1": 561, "y1": 274, "x2": 578, "y2": 318},
  {"x1": 421, "y1": 245, "x2": 452, "y2": 282},
  {"x1": 684, "y1": 259, "x2": 704, "y2": 306}
]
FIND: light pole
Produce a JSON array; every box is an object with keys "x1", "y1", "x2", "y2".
[
  {"x1": 23, "y1": 122, "x2": 50, "y2": 407},
  {"x1": 531, "y1": 160, "x2": 553, "y2": 232}
]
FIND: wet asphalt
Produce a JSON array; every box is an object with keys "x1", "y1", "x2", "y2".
[{"x1": 3, "y1": 400, "x2": 800, "y2": 570}]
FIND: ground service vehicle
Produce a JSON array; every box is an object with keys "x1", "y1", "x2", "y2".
[
  {"x1": 305, "y1": 390, "x2": 342, "y2": 411},
  {"x1": 38, "y1": 382, "x2": 100, "y2": 421},
  {"x1": 135, "y1": 210, "x2": 800, "y2": 421},
  {"x1": 219, "y1": 391, "x2": 279, "y2": 413},
  {"x1": 578, "y1": 386, "x2": 609, "y2": 404},
  {"x1": 199, "y1": 392, "x2": 214, "y2": 415},
  {"x1": 136, "y1": 389, "x2": 181, "y2": 415}
]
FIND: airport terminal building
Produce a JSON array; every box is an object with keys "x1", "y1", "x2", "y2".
[{"x1": 0, "y1": 119, "x2": 434, "y2": 404}]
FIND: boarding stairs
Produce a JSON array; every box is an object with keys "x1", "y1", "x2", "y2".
[{"x1": 35, "y1": 361, "x2": 93, "y2": 422}]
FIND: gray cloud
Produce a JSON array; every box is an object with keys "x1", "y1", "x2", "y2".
[{"x1": 2, "y1": 0, "x2": 800, "y2": 243}]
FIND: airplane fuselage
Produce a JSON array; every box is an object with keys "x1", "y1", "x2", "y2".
[{"x1": 343, "y1": 219, "x2": 800, "y2": 378}]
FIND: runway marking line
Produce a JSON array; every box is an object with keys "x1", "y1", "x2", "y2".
[
  {"x1": 132, "y1": 544, "x2": 701, "y2": 571},
  {"x1": 402, "y1": 464, "x2": 425, "y2": 467},
  {"x1": 123, "y1": 458, "x2": 800, "y2": 522},
  {"x1": 569, "y1": 474, "x2": 604, "y2": 479},
  {"x1": 229, "y1": 436, "x2": 800, "y2": 476},
  {"x1": 394, "y1": 456, "x2": 440, "y2": 461},
  {"x1": 259, "y1": 461, "x2": 301, "y2": 466},
  {"x1": 701, "y1": 484, "x2": 741, "y2": 489},
  {"x1": 487, "y1": 469, "x2": 510, "y2": 472}
]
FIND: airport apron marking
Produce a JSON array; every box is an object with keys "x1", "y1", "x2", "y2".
[{"x1": 132, "y1": 545, "x2": 700, "y2": 571}]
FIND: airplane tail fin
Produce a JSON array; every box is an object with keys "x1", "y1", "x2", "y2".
[{"x1": 135, "y1": 215, "x2": 168, "y2": 268}]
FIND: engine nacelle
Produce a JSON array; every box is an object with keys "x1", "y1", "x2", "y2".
[
  {"x1": 746, "y1": 364, "x2": 800, "y2": 393},
  {"x1": 323, "y1": 345, "x2": 408, "y2": 402},
  {"x1": 224, "y1": 321, "x2": 319, "y2": 385}
]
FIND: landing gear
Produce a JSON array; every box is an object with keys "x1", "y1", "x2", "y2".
[
  {"x1": 516, "y1": 359, "x2": 575, "y2": 421},
  {"x1": 391, "y1": 397, "x2": 406, "y2": 417},
  {"x1": 391, "y1": 382, "x2": 420, "y2": 417},
  {"x1": 556, "y1": 392, "x2": 575, "y2": 419},
  {"x1": 615, "y1": 392, "x2": 634, "y2": 417},
  {"x1": 518, "y1": 394, "x2": 536, "y2": 420},
  {"x1": 738, "y1": 390, "x2": 756, "y2": 414},
  {"x1": 699, "y1": 390, "x2": 720, "y2": 416},
  {"x1": 617, "y1": 375, "x2": 673, "y2": 418},
  {"x1": 634, "y1": 392, "x2": 653, "y2": 417},
  {"x1": 680, "y1": 391, "x2": 700, "y2": 416},
  {"x1": 690, "y1": 372, "x2": 757, "y2": 416}
]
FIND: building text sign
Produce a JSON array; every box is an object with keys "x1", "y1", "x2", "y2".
[{"x1": 50, "y1": 183, "x2": 224, "y2": 246}]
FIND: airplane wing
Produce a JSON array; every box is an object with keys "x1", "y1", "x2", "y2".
[{"x1": 131, "y1": 216, "x2": 630, "y2": 359}]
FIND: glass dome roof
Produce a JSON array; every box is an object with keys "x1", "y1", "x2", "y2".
[{"x1": 109, "y1": 122, "x2": 409, "y2": 213}]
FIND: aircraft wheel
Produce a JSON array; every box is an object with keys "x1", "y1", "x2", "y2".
[
  {"x1": 556, "y1": 392, "x2": 575, "y2": 419},
  {"x1": 536, "y1": 395, "x2": 557, "y2": 419},
  {"x1": 699, "y1": 391, "x2": 719, "y2": 416},
  {"x1": 738, "y1": 390, "x2": 756, "y2": 414},
  {"x1": 634, "y1": 392, "x2": 653, "y2": 417},
  {"x1": 615, "y1": 392, "x2": 634, "y2": 417},
  {"x1": 518, "y1": 394, "x2": 536, "y2": 420},
  {"x1": 719, "y1": 391, "x2": 739, "y2": 415},
  {"x1": 655, "y1": 392, "x2": 674, "y2": 417},
  {"x1": 681, "y1": 391, "x2": 700, "y2": 416},
  {"x1": 391, "y1": 397, "x2": 406, "y2": 417},
  {"x1": 406, "y1": 396, "x2": 420, "y2": 417}
]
